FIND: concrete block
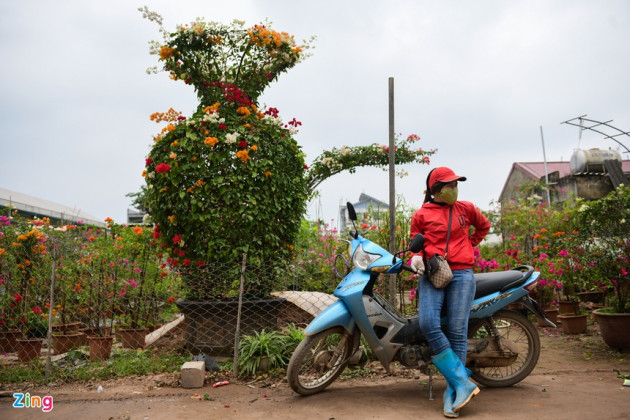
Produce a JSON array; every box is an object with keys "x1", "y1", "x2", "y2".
[{"x1": 180, "y1": 361, "x2": 205, "y2": 388}]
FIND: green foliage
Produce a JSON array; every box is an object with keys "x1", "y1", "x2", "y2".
[
  {"x1": 481, "y1": 184, "x2": 630, "y2": 313},
  {"x1": 306, "y1": 135, "x2": 435, "y2": 195},
  {"x1": 237, "y1": 328, "x2": 288, "y2": 376},
  {"x1": 0, "y1": 349, "x2": 189, "y2": 384},
  {"x1": 0, "y1": 211, "x2": 183, "y2": 337},
  {"x1": 573, "y1": 186, "x2": 630, "y2": 313}
]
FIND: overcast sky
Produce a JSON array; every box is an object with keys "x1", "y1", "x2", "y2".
[{"x1": 1, "y1": 0, "x2": 629, "y2": 226}]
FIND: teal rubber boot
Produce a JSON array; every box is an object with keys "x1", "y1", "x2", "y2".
[
  {"x1": 443, "y1": 382, "x2": 458, "y2": 418},
  {"x1": 433, "y1": 349, "x2": 479, "y2": 413},
  {"x1": 443, "y1": 368, "x2": 471, "y2": 418}
]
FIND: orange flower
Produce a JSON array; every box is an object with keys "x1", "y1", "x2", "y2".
[
  {"x1": 236, "y1": 107, "x2": 251, "y2": 117},
  {"x1": 203, "y1": 103, "x2": 220, "y2": 113},
  {"x1": 159, "y1": 45, "x2": 176, "y2": 60},
  {"x1": 251, "y1": 145, "x2": 258, "y2": 151},
  {"x1": 104, "y1": 217, "x2": 113, "y2": 223},
  {"x1": 264, "y1": 171, "x2": 272, "y2": 177},
  {"x1": 168, "y1": 215, "x2": 176, "y2": 223},
  {"x1": 236, "y1": 150, "x2": 251, "y2": 163},
  {"x1": 132, "y1": 226, "x2": 143, "y2": 236},
  {"x1": 195, "y1": 180, "x2": 205, "y2": 187},
  {"x1": 204, "y1": 137, "x2": 218, "y2": 146}
]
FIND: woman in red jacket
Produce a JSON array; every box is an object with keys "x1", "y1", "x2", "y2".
[{"x1": 409, "y1": 167, "x2": 490, "y2": 418}]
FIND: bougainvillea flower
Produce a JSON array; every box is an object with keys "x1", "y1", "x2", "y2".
[
  {"x1": 172, "y1": 234, "x2": 182, "y2": 244},
  {"x1": 204, "y1": 137, "x2": 218, "y2": 146},
  {"x1": 156, "y1": 163, "x2": 171, "y2": 173},
  {"x1": 239, "y1": 140, "x2": 248, "y2": 149},
  {"x1": 236, "y1": 150, "x2": 250, "y2": 163},
  {"x1": 146, "y1": 158, "x2": 154, "y2": 166}
]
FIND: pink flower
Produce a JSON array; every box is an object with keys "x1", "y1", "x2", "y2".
[
  {"x1": 538, "y1": 253, "x2": 548, "y2": 261},
  {"x1": 622, "y1": 269, "x2": 628, "y2": 276}
]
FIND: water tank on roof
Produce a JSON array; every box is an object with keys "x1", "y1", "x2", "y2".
[{"x1": 569, "y1": 148, "x2": 622, "y2": 174}]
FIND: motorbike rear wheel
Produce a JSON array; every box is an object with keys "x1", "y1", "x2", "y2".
[
  {"x1": 468, "y1": 309, "x2": 540, "y2": 387},
  {"x1": 287, "y1": 327, "x2": 354, "y2": 395}
]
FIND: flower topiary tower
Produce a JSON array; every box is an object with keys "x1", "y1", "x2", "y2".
[{"x1": 143, "y1": 17, "x2": 313, "y2": 299}]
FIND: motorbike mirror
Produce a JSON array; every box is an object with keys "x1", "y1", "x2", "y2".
[
  {"x1": 346, "y1": 202, "x2": 357, "y2": 221},
  {"x1": 408, "y1": 234, "x2": 424, "y2": 253}
]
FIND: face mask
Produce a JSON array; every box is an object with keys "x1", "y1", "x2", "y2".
[{"x1": 440, "y1": 187, "x2": 458, "y2": 204}]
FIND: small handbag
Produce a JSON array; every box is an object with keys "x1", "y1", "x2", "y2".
[{"x1": 426, "y1": 207, "x2": 454, "y2": 288}]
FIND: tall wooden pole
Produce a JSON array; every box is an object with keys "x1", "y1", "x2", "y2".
[{"x1": 388, "y1": 78, "x2": 396, "y2": 304}]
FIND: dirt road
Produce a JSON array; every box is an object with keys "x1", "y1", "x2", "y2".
[{"x1": 1, "y1": 326, "x2": 629, "y2": 419}]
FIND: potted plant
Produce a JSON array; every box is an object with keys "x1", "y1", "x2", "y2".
[
  {"x1": 238, "y1": 328, "x2": 288, "y2": 376},
  {"x1": 16, "y1": 307, "x2": 48, "y2": 362},
  {"x1": 575, "y1": 186, "x2": 630, "y2": 349}
]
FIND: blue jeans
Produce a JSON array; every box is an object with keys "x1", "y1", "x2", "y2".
[{"x1": 418, "y1": 269, "x2": 475, "y2": 365}]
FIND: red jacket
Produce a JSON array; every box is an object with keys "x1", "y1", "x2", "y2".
[{"x1": 410, "y1": 200, "x2": 490, "y2": 270}]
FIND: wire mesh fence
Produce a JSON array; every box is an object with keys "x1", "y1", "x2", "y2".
[{"x1": 0, "y1": 213, "x2": 418, "y2": 385}]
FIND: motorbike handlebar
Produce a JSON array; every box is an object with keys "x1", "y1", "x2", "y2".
[{"x1": 401, "y1": 263, "x2": 417, "y2": 274}]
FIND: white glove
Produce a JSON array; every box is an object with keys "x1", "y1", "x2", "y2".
[{"x1": 410, "y1": 255, "x2": 425, "y2": 275}]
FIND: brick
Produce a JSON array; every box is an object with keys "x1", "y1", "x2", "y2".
[{"x1": 180, "y1": 361, "x2": 205, "y2": 389}]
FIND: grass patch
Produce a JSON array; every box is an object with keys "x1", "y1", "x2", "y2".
[{"x1": 0, "y1": 348, "x2": 189, "y2": 385}]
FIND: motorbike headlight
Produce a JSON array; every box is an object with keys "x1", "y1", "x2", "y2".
[{"x1": 352, "y1": 243, "x2": 382, "y2": 270}]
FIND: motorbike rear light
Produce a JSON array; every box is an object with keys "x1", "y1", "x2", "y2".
[{"x1": 524, "y1": 278, "x2": 539, "y2": 292}]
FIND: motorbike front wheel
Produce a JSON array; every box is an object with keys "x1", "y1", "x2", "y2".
[
  {"x1": 287, "y1": 327, "x2": 353, "y2": 395},
  {"x1": 468, "y1": 309, "x2": 540, "y2": 387}
]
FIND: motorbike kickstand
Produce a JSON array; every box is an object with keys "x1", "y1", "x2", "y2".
[{"x1": 428, "y1": 369, "x2": 433, "y2": 401}]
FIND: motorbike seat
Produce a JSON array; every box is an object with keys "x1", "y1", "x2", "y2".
[{"x1": 473, "y1": 266, "x2": 532, "y2": 299}]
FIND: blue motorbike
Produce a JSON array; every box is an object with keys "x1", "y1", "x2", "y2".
[{"x1": 287, "y1": 202, "x2": 554, "y2": 396}]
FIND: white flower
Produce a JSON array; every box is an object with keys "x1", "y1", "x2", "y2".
[
  {"x1": 203, "y1": 113, "x2": 220, "y2": 123},
  {"x1": 225, "y1": 132, "x2": 240, "y2": 144},
  {"x1": 578, "y1": 204, "x2": 589, "y2": 212},
  {"x1": 321, "y1": 157, "x2": 333, "y2": 167},
  {"x1": 340, "y1": 147, "x2": 351, "y2": 156},
  {"x1": 142, "y1": 214, "x2": 153, "y2": 225},
  {"x1": 148, "y1": 172, "x2": 155, "y2": 179}
]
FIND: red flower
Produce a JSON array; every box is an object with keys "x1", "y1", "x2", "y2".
[
  {"x1": 172, "y1": 234, "x2": 182, "y2": 244},
  {"x1": 218, "y1": 123, "x2": 227, "y2": 130},
  {"x1": 288, "y1": 118, "x2": 302, "y2": 127},
  {"x1": 145, "y1": 158, "x2": 154, "y2": 166},
  {"x1": 155, "y1": 163, "x2": 171, "y2": 173},
  {"x1": 239, "y1": 140, "x2": 248, "y2": 149},
  {"x1": 167, "y1": 296, "x2": 176, "y2": 304},
  {"x1": 304, "y1": 165, "x2": 309, "y2": 170},
  {"x1": 13, "y1": 293, "x2": 22, "y2": 303},
  {"x1": 32, "y1": 306, "x2": 43, "y2": 314}
]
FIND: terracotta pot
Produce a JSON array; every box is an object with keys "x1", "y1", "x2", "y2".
[
  {"x1": 577, "y1": 291, "x2": 604, "y2": 304},
  {"x1": 16, "y1": 338, "x2": 43, "y2": 362},
  {"x1": 52, "y1": 332, "x2": 85, "y2": 354},
  {"x1": 538, "y1": 308, "x2": 559, "y2": 327},
  {"x1": 87, "y1": 335, "x2": 114, "y2": 361},
  {"x1": 79, "y1": 326, "x2": 111, "y2": 345},
  {"x1": 0, "y1": 330, "x2": 22, "y2": 353},
  {"x1": 116, "y1": 328, "x2": 147, "y2": 349},
  {"x1": 593, "y1": 310, "x2": 630, "y2": 350},
  {"x1": 557, "y1": 313, "x2": 588, "y2": 334},
  {"x1": 51, "y1": 322, "x2": 83, "y2": 334},
  {"x1": 558, "y1": 300, "x2": 579, "y2": 314}
]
